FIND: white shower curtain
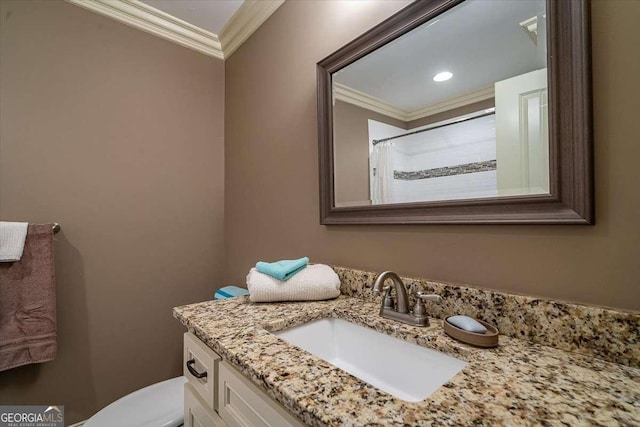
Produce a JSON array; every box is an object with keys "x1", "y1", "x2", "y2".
[{"x1": 371, "y1": 141, "x2": 394, "y2": 205}]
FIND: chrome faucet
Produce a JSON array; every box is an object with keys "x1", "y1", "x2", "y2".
[{"x1": 373, "y1": 271, "x2": 441, "y2": 327}]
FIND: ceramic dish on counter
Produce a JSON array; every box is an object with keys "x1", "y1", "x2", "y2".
[{"x1": 443, "y1": 316, "x2": 499, "y2": 348}]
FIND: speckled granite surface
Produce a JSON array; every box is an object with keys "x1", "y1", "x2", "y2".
[
  {"x1": 335, "y1": 266, "x2": 640, "y2": 368},
  {"x1": 174, "y1": 296, "x2": 640, "y2": 426}
]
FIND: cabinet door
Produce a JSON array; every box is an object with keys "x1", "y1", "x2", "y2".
[
  {"x1": 218, "y1": 362, "x2": 305, "y2": 427},
  {"x1": 185, "y1": 383, "x2": 227, "y2": 427},
  {"x1": 184, "y1": 332, "x2": 221, "y2": 410}
]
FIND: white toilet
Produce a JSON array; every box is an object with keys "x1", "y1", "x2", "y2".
[{"x1": 84, "y1": 376, "x2": 187, "y2": 427}]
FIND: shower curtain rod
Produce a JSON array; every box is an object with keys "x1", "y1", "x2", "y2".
[{"x1": 372, "y1": 109, "x2": 495, "y2": 146}]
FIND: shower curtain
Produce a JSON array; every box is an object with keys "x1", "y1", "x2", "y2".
[{"x1": 371, "y1": 141, "x2": 394, "y2": 205}]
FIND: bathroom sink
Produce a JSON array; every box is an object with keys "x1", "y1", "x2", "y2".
[{"x1": 274, "y1": 318, "x2": 466, "y2": 402}]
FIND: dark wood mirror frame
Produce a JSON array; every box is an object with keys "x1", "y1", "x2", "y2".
[{"x1": 317, "y1": 0, "x2": 593, "y2": 225}]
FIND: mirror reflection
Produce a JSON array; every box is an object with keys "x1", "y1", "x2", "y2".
[{"x1": 332, "y1": 0, "x2": 548, "y2": 207}]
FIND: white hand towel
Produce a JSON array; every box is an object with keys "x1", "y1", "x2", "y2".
[
  {"x1": 246, "y1": 264, "x2": 340, "y2": 302},
  {"x1": 0, "y1": 222, "x2": 29, "y2": 262}
]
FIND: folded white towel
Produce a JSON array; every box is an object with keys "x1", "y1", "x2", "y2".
[
  {"x1": 246, "y1": 264, "x2": 340, "y2": 302},
  {"x1": 0, "y1": 221, "x2": 29, "y2": 262}
]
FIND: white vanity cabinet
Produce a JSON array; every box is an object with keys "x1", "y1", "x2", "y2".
[
  {"x1": 183, "y1": 332, "x2": 226, "y2": 426},
  {"x1": 183, "y1": 332, "x2": 305, "y2": 427},
  {"x1": 217, "y1": 361, "x2": 305, "y2": 427},
  {"x1": 185, "y1": 383, "x2": 226, "y2": 427}
]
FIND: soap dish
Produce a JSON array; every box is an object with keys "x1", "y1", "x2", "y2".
[{"x1": 443, "y1": 316, "x2": 499, "y2": 348}]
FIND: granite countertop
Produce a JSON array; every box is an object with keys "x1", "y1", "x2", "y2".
[{"x1": 174, "y1": 296, "x2": 640, "y2": 426}]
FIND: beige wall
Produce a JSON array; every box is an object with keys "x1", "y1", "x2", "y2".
[
  {"x1": 225, "y1": 0, "x2": 640, "y2": 311},
  {"x1": 0, "y1": 1, "x2": 225, "y2": 423},
  {"x1": 333, "y1": 100, "x2": 406, "y2": 205}
]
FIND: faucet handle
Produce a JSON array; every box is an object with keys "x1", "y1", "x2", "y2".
[
  {"x1": 382, "y1": 286, "x2": 395, "y2": 309},
  {"x1": 412, "y1": 292, "x2": 441, "y2": 320},
  {"x1": 417, "y1": 292, "x2": 441, "y2": 303},
  {"x1": 373, "y1": 285, "x2": 395, "y2": 309},
  {"x1": 373, "y1": 284, "x2": 392, "y2": 295}
]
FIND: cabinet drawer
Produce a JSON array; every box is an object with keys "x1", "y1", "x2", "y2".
[
  {"x1": 217, "y1": 362, "x2": 305, "y2": 427},
  {"x1": 184, "y1": 332, "x2": 221, "y2": 410},
  {"x1": 184, "y1": 383, "x2": 227, "y2": 427}
]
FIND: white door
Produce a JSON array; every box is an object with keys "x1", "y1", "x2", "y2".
[{"x1": 495, "y1": 68, "x2": 549, "y2": 196}]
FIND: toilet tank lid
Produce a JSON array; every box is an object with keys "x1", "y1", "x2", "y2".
[{"x1": 84, "y1": 376, "x2": 187, "y2": 427}]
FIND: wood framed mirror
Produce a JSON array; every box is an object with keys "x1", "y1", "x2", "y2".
[{"x1": 317, "y1": 0, "x2": 593, "y2": 225}]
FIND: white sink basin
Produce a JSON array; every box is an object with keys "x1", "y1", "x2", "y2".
[{"x1": 274, "y1": 318, "x2": 466, "y2": 402}]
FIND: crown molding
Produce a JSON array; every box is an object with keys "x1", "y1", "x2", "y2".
[
  {"x1": 65, "y1": 0, "x2": 285, "y2": 60},
  {"x1": 334, "y1": 83, "x2": 494, "y2": 123},
  {"x1": 219, "y1": 0, "x2": 285, "y2": 58},
  {"x1": 405, "y1": 86, "x2": 495, "y2": 121},
  {"x1": 333, "y1": 83, "x2": 408, "y2": 121},
  {"x1": 66, "y1": 0, "x2": 223, "y2": 58}
]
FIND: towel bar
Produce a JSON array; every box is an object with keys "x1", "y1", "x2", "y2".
[{"x1": 52, "y1": 223, "x2": 61, "y2": 234}]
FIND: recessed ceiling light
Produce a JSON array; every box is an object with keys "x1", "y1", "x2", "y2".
[{"x1": 433, "y1": 71, "x2": 453, "y2": 82}]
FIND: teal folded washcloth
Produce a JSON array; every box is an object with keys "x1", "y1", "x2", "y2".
[
  {"x1": 255, "y1": 257, "x2": 309, "y2": 281},
  {"x1": 214, "y1": 286, "x2": 249, "y2": 300}
]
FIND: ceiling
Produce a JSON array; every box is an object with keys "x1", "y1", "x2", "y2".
[
  {"x1": 334, "y1": 0, "x2": 547, "y2": 112},
  {"x1": 139, "y1": 0, "x2": 244, "y2": 35}
]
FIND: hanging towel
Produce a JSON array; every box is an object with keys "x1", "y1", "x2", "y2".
[
  {"x1": 247, "y1": 264, "x2": 340, "y2": 303},
  {"x1": 0, "y1": 221, "x2": 29, "y2": 262},
  {"x1": 0, "y1": 224, "x2": 57, "y2": 371},
  {"x1": 256, "y1": 257, "x2": 309, "y2": 281},
  {"x1": 214, "y1": 286, "x2": 249, "y2": 300}
]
